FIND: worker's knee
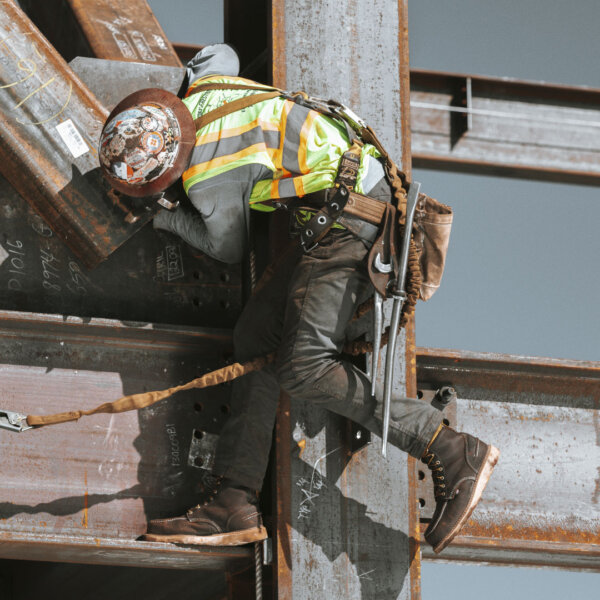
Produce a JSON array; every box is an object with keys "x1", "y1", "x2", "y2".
[{"x1": 276, "y1": 357, "x2": 314, "y2": 400}]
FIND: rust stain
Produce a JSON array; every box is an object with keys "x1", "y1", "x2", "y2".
[
  {"x1": 594, "y1": 407, "x2": 600, "y2": 504},
  {"x1": 82, "y1": 470, "x2": 88, "y2": 528},
  {"x1": 297, "y1": 438, "x2": 306, "y2": 458},
  {"x1": 460, "y1": 520, "x2": 600, "y2": 545}
]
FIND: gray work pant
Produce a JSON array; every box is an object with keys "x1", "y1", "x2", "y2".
[{"x1": 212, "y1": 229, "x2": 443, "y2": 491}]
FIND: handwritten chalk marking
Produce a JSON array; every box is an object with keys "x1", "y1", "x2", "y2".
[
  {"x1": 0, "y1": 58, "x2": 36, "y2": 89},
  {"x1": 17, "y1": 80, "x2": 73, "y2": 126}
]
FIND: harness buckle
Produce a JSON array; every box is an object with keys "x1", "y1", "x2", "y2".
[{"x1": 300, "y1": 238, "x2": 318, "y2": 253}]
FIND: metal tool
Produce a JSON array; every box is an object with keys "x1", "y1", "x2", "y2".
[
  {"x1": 0, "y1": 410, "x2": 32, "y2": 433},
  {"x1": 381, "y1": 181, "x2": 421, "y2": 456},
  {"x1": 370, "y1": 250, "x2": 394, "y2": 394},
  {"x1": 370, "y1": 291, "x2": 384, "y2": 396}
]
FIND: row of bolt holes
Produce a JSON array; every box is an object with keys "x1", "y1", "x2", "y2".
[
  {"x1": 418, "y1": 412, "x2": 451, "y2": 509},
  {"x1": 194, "y1": 402, "x2": 230, "y2": 415},
  {"x1": 192, "y1": 272, "x2": 232, "y2": 309}
]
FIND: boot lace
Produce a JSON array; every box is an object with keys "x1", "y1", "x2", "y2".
[
  {"x1": 422, "y1": 451, "x2": 447, "y2": 498},
  {"x1": 192, "y1": 473, "x2": 223, "y2": 509}
]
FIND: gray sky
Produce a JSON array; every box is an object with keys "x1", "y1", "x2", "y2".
[
  {"x1": 409, "y1": 0, "x2": 600, "y2": 362},
  {"x1": 148, "y1": 1, "x2": 599, "y2": 595},
  {"x1": 410, "y1": 1, "x2": 600, "y2": 596}
]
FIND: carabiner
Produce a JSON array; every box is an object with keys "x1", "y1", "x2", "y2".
[{"x1": 0, "y1": 410, "x2": 32, "y2": 432}]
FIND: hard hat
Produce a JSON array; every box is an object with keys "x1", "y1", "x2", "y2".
[{"x1": 99, "y1": 88, "x2": 196, "y2": 198}]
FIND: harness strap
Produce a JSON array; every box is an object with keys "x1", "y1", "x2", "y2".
[
  {"x1": 186, "y1": 80, "x2": 359, "y2": 141},
  {"x1": 186, "y1": 82, "x2": 279, "y2": 95},
  {"x1": 192, "y1": 91, "x2": 281, "y2": 131}
]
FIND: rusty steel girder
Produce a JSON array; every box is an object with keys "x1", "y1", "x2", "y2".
[
  {"x1": 411, "y1": 70, "x2": 600, "y2": 185},
  {"x1": 0, "y1": 2, "x2": 157, "y2": 268},
  {"x1": 0, "y1": 309, "x2": 251, "y2": 570},
  {"x1": 416, "y1": 348, "x2": 600, "y2": 570},
  {"x1": 0, "y1": 172, "x2": 241, "y2": 328},
  {"x1": 19, "y1": 0, "x2": 182, "y2": 66}
]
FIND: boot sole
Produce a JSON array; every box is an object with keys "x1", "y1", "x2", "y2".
[
  {"x1": 432, "y1": 444, "x2": 500, "y2": 554},
  {"x1": 143, "y1": 525, "x2": 268, "y2": 546}
]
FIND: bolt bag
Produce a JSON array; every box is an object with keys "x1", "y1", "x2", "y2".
[{"x1": 414, "y1": 193, "x2": 453, "y2": 301}]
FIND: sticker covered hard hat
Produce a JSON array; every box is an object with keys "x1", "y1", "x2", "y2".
[
  {"x1": 100, "y1": 103, "x2": 180, "y2": 186},
  {"x1": 98, "y1": 88, "x2": 196, "y2": 198}
]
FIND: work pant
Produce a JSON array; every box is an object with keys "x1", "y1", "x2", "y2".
[{"x1": 212, "y1": 228, "x2": 443, "y2": 491}]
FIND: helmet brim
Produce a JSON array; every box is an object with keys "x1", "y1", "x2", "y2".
[{"x1": 101, "y1": 88, "x2": 196, "y2": 198}]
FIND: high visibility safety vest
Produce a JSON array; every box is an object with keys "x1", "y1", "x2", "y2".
[{"x1": 181, "y1": 75, "x2": 381, "y2": 211}]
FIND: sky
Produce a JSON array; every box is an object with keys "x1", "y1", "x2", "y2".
[
  {"x1": 148, "y1": 1, "x2": 599, "y2": 597},
  {"x1": 408, "y1": 2, "x2": 599, "y2": 595}
]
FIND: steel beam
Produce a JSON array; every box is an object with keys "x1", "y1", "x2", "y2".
[
  {"x1": 0, "y1": 309, "x2": 252, "y2": 572},
  {"x1": 0, "y1": 2, "x2": 155, "y2": 268},
  {"x1": 0, "y1": 172, "x2": 241, "y2": 328},
  {"x1": 19, "y1": 0, "x2": 182, "y2": 66},
  {"x1": 416, "y1": 348, "x2": 600, "y2": 570},
  {"x1": 411, "y1": 70, "x2": 600, "y2": 185},
  {"x1": 272, "y1": 1, "x2": 419, "y2": 598},
  {"x1": 0, "y1": 9, "x2": 241, "y2": 326}
]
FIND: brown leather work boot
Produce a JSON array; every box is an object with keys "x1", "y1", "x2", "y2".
[
  {"x1": 144, "y1": 479, "x2": 267, "y2": 546},
  {"x1": 421, "y1": 426, "x2": 500, "y2": 554}
]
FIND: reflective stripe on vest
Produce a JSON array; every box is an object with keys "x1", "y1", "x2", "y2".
[{"x1": 181, "y1": 75, "x2": 380, "y2": 211}]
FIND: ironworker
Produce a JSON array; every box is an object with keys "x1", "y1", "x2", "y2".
[{"x1": 99, "y1": 44, "x2": 499, "y2": 554}]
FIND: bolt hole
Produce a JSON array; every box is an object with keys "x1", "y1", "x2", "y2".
[
  {"x1": 194, "y1": 430, "x2": 204, "y2": 440},
  {"x1": 418, "y1": 498, "x2": 426, "y2": 508},
  {"x1": 221, "y1": 404, "x2": 231, "y2": 415},
  {"x1": 417, "y1": 390, "x2": 423, "y2": 399},
  {"x1": 194, "y1": 403, "x2": 203, "y2": 412},
  {"x1": 194, "y1": 456, "x2": 204, "y2": 467},
  {"x1": 418, "y1": 470, "x2": 425, "y2": 480},
  {"x1": 443, "y1": 418, "x2": 450, "y2": 426}
]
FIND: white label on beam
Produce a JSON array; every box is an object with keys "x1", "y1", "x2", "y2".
[{"x1": 56, "y1": 119, "x2": 89, "y2": 158}]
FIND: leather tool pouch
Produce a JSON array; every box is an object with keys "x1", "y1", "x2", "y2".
[{"x1": 414, "y1": 193, "x2": 453, "y2": 301}]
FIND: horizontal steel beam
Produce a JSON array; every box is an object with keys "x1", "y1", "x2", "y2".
[
  {"x1": 0, "y1": 310, "x2": 248, "y2": 570},
  {"x1": 416, "y1": 347, "x2": 600, "y2": 570},
  {"x1": 411, "y1": 69, "x2": 600, "y2": 185},
  {"x1": 0, "y1": 531, "x2": 250, "y2": 570},
  {"x1": 0, "y1": 171, "x2": 241, "y2": 329}
]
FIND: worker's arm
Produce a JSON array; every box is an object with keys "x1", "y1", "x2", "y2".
[
  {"x1": 153, "y1": 165, "x2": 269, "y2": 263},
  {"x1": 153, "y1": 183, "x2": 246, "y2": 264}
]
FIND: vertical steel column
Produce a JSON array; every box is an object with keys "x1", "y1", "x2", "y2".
[{"x1": 272, "y1": 1, "x2": 419, "y2": 598}]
